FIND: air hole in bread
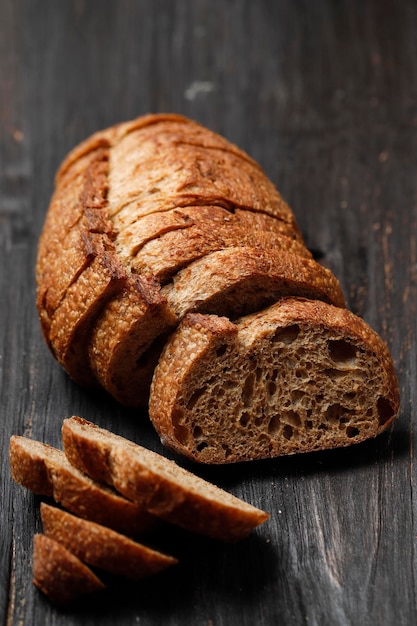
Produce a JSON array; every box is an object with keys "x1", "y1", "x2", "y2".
[
  {"x1": 186, "y1": 386, "x2": 207, "y2": 410},
  {"x1": 346, "y1": 426, "x2": 360, "y2": 438},
  {"x1": 268, "y1": 381, "x2": 277, "y2": 396},
  {"x1": 196, "y1": 440, "x2": 208, "y2": 452},
  {"x1": 377, "y1": 396, "x2": 395, "y2": 426},
  {"x1": 173, "y1": 423, "x2": 189, "y2": 445},
  {"x1": 268, "y1": 414, "x2": 280, "y2": 434},
  {"x1": 240, "y1": 411, "x2": 251, "y2": 427},
  {"x1": 324, "y1": 368, "x2": 348, "y2": 379},
  {"x1": 272, "y1": 324, "x2": 300, "y2": 345},
  {"x1": 284, "y1": 410, "x2": 302, "y2": 427},
  {"x1": 295, "y1": 368, "x2": 307, "y2": 379},
  {"x1": 216, "y1": 344, "x2": 228, "y2": 357},
  {"x1": 172, "y1": 409, "x2": 189, "y2": 444},
  {"x1": 282, "y1": 424, "x2": 293, "y2": 440},
  {"x1": 193, "y1": 425, "x2": 203, "y2": 438},
  {"x1": 242, "y1": 373, "x2": 255, "y2": 407},
  {"x1": 291, "y1": 390, "x2": 304, "y2": 403},
  {"x1": 328, "y1": 339, "x2": 357, "y2": 364},
  {"x1": 325, "y1": 403, "x2": 353, "y2": 423}
]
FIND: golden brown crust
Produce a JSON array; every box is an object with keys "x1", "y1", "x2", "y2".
[
  {"x1": 163, "y1": 247, "x2": 346, "y2": 321},
  {"x1": 114, "y1": 205, "x2": 309, "y2": 269},
  {"x1": 32, "y1": 534, "x2": 105, "y2": 605},
  {"x1": 40, "y1": 504, "x2": 177, "y2": 579},
  {"x1": 62, "y1": 417, "x2": 269, "y2": 542},
  {"x1": 149, "y1": 298, "x2": 400, "y2": 463},
  {"x1": 37, "y1": 146, "x2": 112, "y2": 320},
  {"x1": 9, "y1": 436, "x2": 156, "y2": 535},
  {"x1": 121, "y1": 206, "x2": 312, "y2": 284},
  {"x1": 107, "y1": 117, "x2": 296, "y2": 227}
]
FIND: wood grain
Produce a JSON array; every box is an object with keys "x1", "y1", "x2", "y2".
[{"x1": 1, "y1": 0, "x2": 416, "y2": 624}]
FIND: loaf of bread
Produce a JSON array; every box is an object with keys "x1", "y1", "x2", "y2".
[
  {"x1": 9, "y1": 435, "x2": 156, "y2": 535},
  {"x1": 36, "y1": 114, "x2": 343, "y2": 397},
  {"x1": 149, "y1": 298, "x2": 399, "y2": 463},
  {"x1": 36, "y1": 114, "x2": 399, "y2": 461},
  {"x1": 61, "y1": 416, "x2": 269, "y2": 541}
]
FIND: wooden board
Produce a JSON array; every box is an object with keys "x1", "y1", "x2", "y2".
[{"x1": 1, "y1": 0, "x2": 416, "y2": 624}]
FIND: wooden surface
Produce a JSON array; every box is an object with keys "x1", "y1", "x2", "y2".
[{"x1": 1, "y1": 1, "x2": 416, "y2": 624}]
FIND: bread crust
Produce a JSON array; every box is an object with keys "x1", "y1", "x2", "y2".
[
  {"x1": 149, "y1": 298, "x2": 400, "y2": 463},
  {"x1": 163, "y1": 247, "x2": 346, "y2": 320}
]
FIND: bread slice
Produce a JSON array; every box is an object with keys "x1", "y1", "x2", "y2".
[
  {"x1": 115, "y1": 205, "x2": 310, "y2": 274},
  {"x1": 163, "y1": 247, "x2": 346, "y2": 320},
  {"x1": 40, "y1": 503, "x2": 178, "y2": 579},
  {"x1": 149, "y1": 298, "x2": 400, "y2": 463},
  {"x1": 47, "y1": 251, "x2": 127, "y2": 386},
  {"x1": 124, "y1": 208, "x2": 312, "y2": 284},
  {"x1": 32, "y1": 534, "x2": 105, "y2": 605},
  {"x1": 88, "y1": 275, "x2": 176, "y2": 405},
  {"x1": 36, "y1": 145, "x2": 113, "y2": 333},
  {"x1": 61, "y1": 416, "x2": 269, "y2": 542},
  {"x1": 9, "y1": 435, "x2": 156, "y2": 535}
]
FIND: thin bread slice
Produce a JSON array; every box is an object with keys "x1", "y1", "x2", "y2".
[
  {"x1": 9, "y1": 436, "x2": 156, "y2": 535},
  {"x1": 40, "y1": 504, "x2": 177, "y2": 579},
  {"x1": 149, "y1": 298, "x2": 400, "y2": 464},
  {"x1": 163, "y1": 247, "x2": 346, "y2": 320},
  {"x1": 123, "y1": 207, "x2": 312, "y2": 284},
  {"x1": 47, "y1": 251, "x2": 127, "y2": 386},
  {"x1": 61, "y1": 417, "x2": 269, "y2": 542},
  {"x1": 33, "y1": 534, "x2": 105, "y2": 605},
  {"x1": 114, "y1": 205, "x2": 310, "y2": 270},
  {"x1": 37, "y1": 144, "x2": 113, "y2": 330},
  {"x1": 88, "y1": 275, "x2": 176, "y2": 405}
]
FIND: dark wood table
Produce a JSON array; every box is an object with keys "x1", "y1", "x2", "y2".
[{"x1": 1, "y1": 1, "x2": 416, "y2": 624}]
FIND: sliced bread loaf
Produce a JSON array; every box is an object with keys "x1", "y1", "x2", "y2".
[
  {"x1": 36, "y1": 113, "x2": 399, "y2": 456},
  {"x1": 61, "y1": 416, "x2": 269, "y2": 542},
  {"x1": 36, "y1": 114, "x2": 317, "y2": 407},
  {"x1": 149, "y1": 298, "x2": 400, "y2": 463}
]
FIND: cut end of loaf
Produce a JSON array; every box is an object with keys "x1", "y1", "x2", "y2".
[{"x1": 149, "y1": 298, "x2": 400, "y2": 464}]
